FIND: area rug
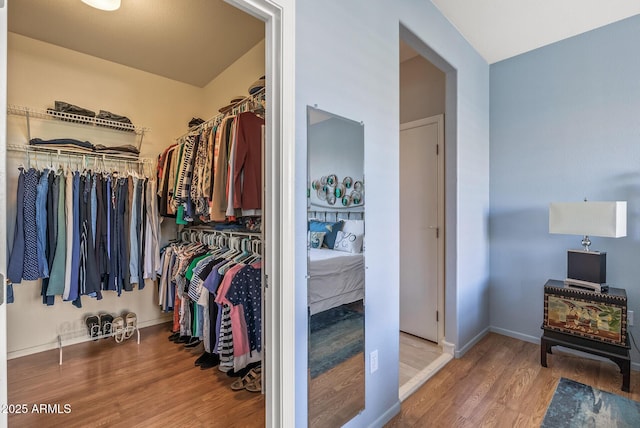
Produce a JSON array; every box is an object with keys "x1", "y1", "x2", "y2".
[
  {"x1": 542, "y1": 378, "x2": 640, "y2": 427},
  {"x1": 309, "y1": 304, "x2": 364, "y2": 378}
]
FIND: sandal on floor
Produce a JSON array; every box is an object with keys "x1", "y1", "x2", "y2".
[
  {"x1": 85, "y1": 315, "x2": 100, "y2": 340},
  {"x1": 245, "y1": 373, "x2": 262, "y2": 393},
  {"x1": 112, "y1": 316, "x2": 125, "y2": 343},
  {"x1": 124, "y1": 312, "x2": 137, "y2": 339},
  {"x1": 100, "y1": 314, "x2": 114, "y2": 339},
  {"x1": 230, "y1": 367, "x2": 261, "y2": 391}
]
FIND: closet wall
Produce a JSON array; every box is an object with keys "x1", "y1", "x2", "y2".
[
  {"x1": 400, "y1": 53, "x2": 445, "y2": 123},
  {"x1": 6, "y1": 32, "x2": 265, "y2": 358}
]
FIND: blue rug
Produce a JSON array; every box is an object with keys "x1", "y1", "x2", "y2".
[
  {"x1": 542, "y1": 378, "x2": 640, "y2": 427},
  {"x1": 309, "y1": 304, "x2": 364, "y2": 378}
]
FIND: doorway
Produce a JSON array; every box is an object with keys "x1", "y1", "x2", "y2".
[
  {"x1": 0, "y1": 0, "x2": 294, "y2": 426},
  {"x1": 398, "y1": 37, "x2": 450, "y2": 400}
]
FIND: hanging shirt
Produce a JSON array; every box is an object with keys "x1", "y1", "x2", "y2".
[
  {"x1": 233, "y1": 112, "x2": 265, "y2": 211},
  {"x1": 47, "y1": 172, "x2": 67, "y2": 296},
  {"x1": 22, "y1": 167, "x2": 40, "y2": 281},
  {"x1": 7, "y1": 168, "x2": 26, "y2": 284}
]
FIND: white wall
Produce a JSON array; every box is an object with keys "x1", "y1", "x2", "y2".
[
  {"x1": 295, "y1": 0, "x2": 490, "y2": 426},
  {"x1": 5, "y1": 33, "x2": 265, "y2": 358},
  {"x1": 202, "y1": 39, "x2": 265, "y2": 118}
]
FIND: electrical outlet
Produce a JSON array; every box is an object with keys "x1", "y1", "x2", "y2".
[
  {"x1": 370, "y1": 350, "x2": 378, "y2": 373},
  {"x1": 628, "y1": 310, "x2": 634, "y2": 326}
]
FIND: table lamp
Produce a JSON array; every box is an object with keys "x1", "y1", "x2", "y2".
[{"x1": 549, "y1": 200, "x2": 627, "y2": 292}]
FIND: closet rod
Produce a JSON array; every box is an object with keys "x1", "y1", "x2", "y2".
[
  {"x1": 181, "y1": 225, "x2": 262, "y2": 239},
  {"x1": 176, "y1": 87, "x2": 266, "y2": 141},
  {"x1": 7, "y1": 144, "x2": 154, "y2": 165}
]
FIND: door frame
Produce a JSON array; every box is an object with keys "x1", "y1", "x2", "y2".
[
  {"x1": 1, "y1": 1, "x2": 8, "y2": 427},
  {"x1": 399, "y1": 115, "x2": 445, "y2": 343},
  {"x1": 225, "y1": 1, "x2": 295, "y2": 426}
]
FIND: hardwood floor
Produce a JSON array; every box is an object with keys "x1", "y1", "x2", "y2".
[
  {"x1": 7, "y1": 323, "x2": 264, "y2": 428},
  {"x1": 308, "y1": 353, "x2": 365, "y2": 427},
  {"x1": 387, "y1": 332, "x2": 640, "y2": 427},
  {"x1": 9, "y1": 328, "x2": 639, "y2": 427}
]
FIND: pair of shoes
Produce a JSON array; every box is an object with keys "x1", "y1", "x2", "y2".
[
  {"x1": 168, "y1": 332, "x2": 180, "y2": 341},
  {"x1": 195, "y1": 353, "x2": 220, "y2": 369},
  {"x1": 184, "y1": 338, "x2": 201, "y2": 349},
  {"x1": 85, "y1": 314, "x2": 114, "y2": 340},
  {"x1": 172, "y1": 335, "x2": 191, "y2": 344},
  {"x1": 230, "y1": 366, "x2": 261, "y2": 392},
  {"x1": 113, "y1": 312, "x2": 137, "y2": 343}
]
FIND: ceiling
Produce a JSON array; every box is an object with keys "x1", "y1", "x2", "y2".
[
  {"x1": 8, "y1": 0, "x2": 264, "y2": 88},
  {"x1": 8, "y1": 1, "x2": 640, "y2": 87},
  {"x1": 431, "y1": 0, "x2": 640, "y2": 64}
]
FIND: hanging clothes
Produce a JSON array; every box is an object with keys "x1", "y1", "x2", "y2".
[
  {"x1": 22, "y1": 167, "x2": 40, "y2": 281},
  {"x1": 158, "y1": 231, "x2": 262, "y2": 374},
  {"x1": 157, "y1": 90, "x2": 265, "y2": 227},
  {"x1": 47, "y1": 172, "x2": 67, "y2": 297},
  {"x1": 7, "y1": 168, "x2": 26, "y2": 284},
  {"x1": 6, "y1": 155, "x2": 161, "y2": 307}
]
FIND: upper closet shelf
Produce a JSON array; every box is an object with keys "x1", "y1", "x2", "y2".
[{"x1": 8, "y1": 104, "x2": 150, "y2": 147}]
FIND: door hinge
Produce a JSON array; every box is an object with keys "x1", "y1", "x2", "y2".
[
  {"x1": 436, "y1": 311, "x2": 439, "y2": 322},
  {"x1": 436, "y1": 144, "x2": 439, "y2": 155}
]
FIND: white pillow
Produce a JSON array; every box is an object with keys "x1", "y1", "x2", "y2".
[
  {"x1": 308, "y1": 231, "x2": 326, "y2": 249},
  {"x1": 333, "y1": 231, "x2": 364, "y2": 253},
  {"x1": 342, "y1": 219, "x2": 364, "y2": 235}
]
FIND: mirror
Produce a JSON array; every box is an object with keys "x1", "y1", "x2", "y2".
[{"x1": 307, "y1": 106, "x2": 365, "y2": 427}]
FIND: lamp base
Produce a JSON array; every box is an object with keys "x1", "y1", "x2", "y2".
[
  {"x1": 567, "y1": 249, "x2": 607, "y2": 286},
  {"x1": 564, "y1": 278, "x2": 609, "y2": 293}
]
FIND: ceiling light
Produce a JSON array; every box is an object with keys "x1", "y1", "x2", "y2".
[{"x1": 81, "y1": 0, "x2": 121, "y2": 11}]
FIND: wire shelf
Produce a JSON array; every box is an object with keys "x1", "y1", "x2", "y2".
[{"x1": 8, "y1": 104, "x2": 149, "y2": 135}]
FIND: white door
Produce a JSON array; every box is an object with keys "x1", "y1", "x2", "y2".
[
  {"x1": 399, "y1": 115, "x2": 443, "y2": 342},
  {"x1": 0, "y1": 2, "x2": 8, "y2": 427}
]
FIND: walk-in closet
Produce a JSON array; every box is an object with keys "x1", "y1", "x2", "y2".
[{"x1": 4, "y1": 1, "x2": 269, "y2": 425}]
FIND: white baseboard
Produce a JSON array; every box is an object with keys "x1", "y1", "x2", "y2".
[
  {"x1": 455, "y1": 327, "x2": 489, "y2": 358},
  {"x1": 441, "y1": 338, "x2": 455, "y2": 356},
  {"x1": 366, "y1": 400, "x2": 401, "y2": 428},
  {"x1": 7, "y1": 316, "x2": 172, "y2": 360},
  {"x1": 489, "y1": 326, "x2": 540, "y2": 344}
]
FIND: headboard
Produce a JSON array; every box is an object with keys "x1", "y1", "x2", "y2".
[{"x1": 308, "y1": 204, "x2": 364, "y2": 222}]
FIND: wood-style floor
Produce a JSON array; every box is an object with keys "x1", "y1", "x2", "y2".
[
  {"x1": 308, "y1": 353, "x2": 365, "y2": 427},
  {"x1": 9, "y1": 328, "x2": 640, "y2": 427},
  {"x1": 8, "y1": 323, "x2": 264, "y2": 428},
  {"x1": 387, "y1": 332, "x2": 640, "y2": 427}
]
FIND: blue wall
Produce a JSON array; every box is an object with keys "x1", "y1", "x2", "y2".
[
  {"x1": 490, "y1": 16, "x2": 640, "y2": 364},
  {"x1": 295, "y1": 0, "x2": 490, "y2": 426}
]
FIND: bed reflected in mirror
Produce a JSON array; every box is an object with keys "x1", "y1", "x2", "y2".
[{"x1": 307, "y1": 106, "x2": 365, "y2": 427}]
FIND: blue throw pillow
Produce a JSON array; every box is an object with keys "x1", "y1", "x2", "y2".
[{"x1": 309, "y1": 220, "x2": 344, "y2": 249}]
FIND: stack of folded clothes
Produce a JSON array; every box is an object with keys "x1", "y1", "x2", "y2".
[
  {"x1": 94, "y1": 144, "x2": 139, "y2": 156},
  {"x1": 96, "y1": 109, "x2": 135, "y2": 132},
  {"x1": 29, "y1": 137, "x2": 95, "y2": 152},
  {"x1": 47, "y1": 101, "x2": 135, "y2": 130}
]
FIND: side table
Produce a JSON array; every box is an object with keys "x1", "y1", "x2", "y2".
[{"x1": 541, "y1": 327, "x2": 630, "y2": 392}]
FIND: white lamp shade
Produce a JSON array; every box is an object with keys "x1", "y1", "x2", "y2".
[
  {"x1": 549, "y1": 201, "x2": 627, "y2": 238},
  {"x1": 81, "y1": 0, "x2": 121, "y2": 11}
]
